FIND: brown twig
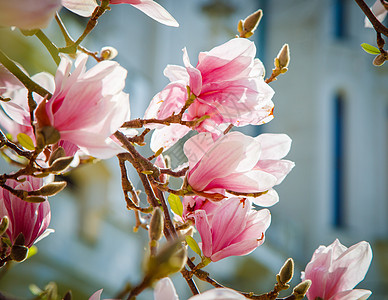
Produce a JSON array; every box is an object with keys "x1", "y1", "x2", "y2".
[{"x1": 354, "y1": 0, "x2": 388, "y2": 37}]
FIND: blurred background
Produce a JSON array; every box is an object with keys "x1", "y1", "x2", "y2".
[{"x1": 0, "y1": 0, "x2": 387, "y2": 299}]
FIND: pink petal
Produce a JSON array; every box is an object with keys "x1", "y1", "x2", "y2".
[
  {"x1": 62, "y1": 0, "x2": 98, "y2": 17},
  {"x1": 255, "y1": 134, "x2": 292, "y2": 160},
  {"x1": 164, "y1": 65, "x2": 189, "y2": 83},
  {"x1": 329, "y1": 241, "x2": 372, "y2": 293},
  {"x1": 208, "y1": 170, "x2": 277, "y2": 193},
  {"x1": 154, "y1": 278, "x2": 179, "y2": 300},
  {"x1": 188, "y1": 132, "x2": 261, "y2": 191},
  {"x1": 211, "y1": 239, "x2": 260, "y2": 262},
  {"x1": 183, "y1": 48, "x2": 202, "y2": 96},
  {"x1": 88, "y1": 289, "x2": 103, "y2": 300},
  {"x1": 247, "y1": 189, "x2": 279, "y2": 207},
  {"x1": 109, "y1": 0, "x2": 179, "y2": 27},
  {"x1": 188, "y1": 288, "x2": 246, "y2": 300},
  {"x1": 150, "y1": 124, "x2": 191, "y2": 152},
  {"x1": 194, "y1": 210, "x2": 212, "y2": 258},
  {"x1": 330, "y1": 289, "x2": 372, "y2": 300},
  {"x1": 60, "y1": 132, "x2": 125, "y2": 159},
  {"x1": 255, "y1": 159, "x2": 295, "y2": 185},
  {"x1": 144, "y1": 82, "x2": 187, "y2": 120},
  {"x1": 183, "y1": 132, "x2": 215, "y2": 168}
]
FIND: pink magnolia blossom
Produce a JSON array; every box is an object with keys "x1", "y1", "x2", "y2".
[
  {"x1": 365, "y1": 0, "x2": 388, "y2": 28},
  {"x1": 154, "y1": 277, "x2": 246, "y2": 300},
  {"x1": 193, "y1": 197, "x2": 270, "y2": 262},
  {"x1": 0, "y1": 0, "x2": 62, "y2": 30},
  {"x1": 302, "y1": 239, "x2": 372, "y2": 300},
  {"x1": 145, "y1": 38, "x2": 274, "y2": 151},
  {"x1": 0, "y1": 176, "x2": 52, "y2": 248},
  {"x1": 184, "y1": 131, "x2": 294, "y2": 206},
  {"x1": 35, "y1": 53, "x2": 130, "y2": 159},
  {"x1": 108, "y1": 0, "x2": 179, "y2": 27}
]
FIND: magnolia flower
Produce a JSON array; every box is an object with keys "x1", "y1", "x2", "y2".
[
  {"x1": 145, "y1": 38, "x2": 274, "y2": 151},
  {"x1": 184, "y1": 131, "x2": 294, "y2": 206},
  {"x1": 0, "y1": 0, "x2": 62, "y2": 30},
  {"x1": 193, "y1": 197, "x2": 270, "y2": 262},
  {"x1": 302, "y1": 239, "x2": 372, "y2": 300},
  {"x1": 109, "y1": 0, "x2": 179, "y2": 27},
  {"x1": 0, "y1": 176, "x2": 52, "y2": 248},
  {"x1": 365, "y1": 0, "x2": 388, "y2": 28},
  {"x1": 154, "y1": 277, "x2": 246, "y2": 300},
  {"x1": 34, "y1": 53, "x2": 130, "y2": 159}
]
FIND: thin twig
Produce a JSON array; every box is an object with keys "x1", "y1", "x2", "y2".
[{"x1": 354, "y1": 0, "x2": 388, "y2": 37}]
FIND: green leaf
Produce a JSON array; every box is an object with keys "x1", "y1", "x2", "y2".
[
  {"x1": 167, "y1": 194, "x2": 183, "y2": 217},
  {"x1": 186, "y1": 236, "x2": 202, "y2": 256},
  {"x1": 361, "y1": 43, "x2": 380, "y2": 55},
  {"x1": 17, "y1": 133, "x2": 35, "y2": 150}
]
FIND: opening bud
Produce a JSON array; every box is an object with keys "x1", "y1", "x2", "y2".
[
  {"x1": 30, "y1": 181, "x2": 67, "y2": 197},
  {"x1": 277, "y1": 258, "x2": 294, "y2": 285},
  {"x1": 292, "y1": 280, "x2": 312, "y2": 299},
  {"x1": 238, "y1": 9, "x2": 263, "y2": 38},
  {"x1": 100, "y1": 46, "x2": 118, "y2": 60},
  {"x1": 146, "y1": 238, "x2": 187, "y2": 281},
  {"x1": 373, "y1": 53, "x2": 387, "y2": 66},
  {"x1": 276, "y1": 44, "x2": 290, "y2": 69},
  {"x1": 149, "y1": 207, "x2": 164, "y2": 242}
]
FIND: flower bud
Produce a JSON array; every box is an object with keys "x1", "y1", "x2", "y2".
[
  {"x1": 238, "y1": 9, "x2": 262, "y2": 38},
  {"x1": 10, "y1": 244, "x2": 29, "y2": 262},
  {"x1": 146, "y1": 239, "x2": 187, "y2": 281},
  {"x1": 24, "y1": 196, "x2": 46, "y2": 203},
  {"x1": 277, "y1": 258, "x2": 294, "y2": 285},
  {"x1": 276, "y1": 44, "x2": 290, "y2": 69},
  {"x1": 373, "y1": 53, "x2": 387, "y2": 66},
  {"x1": 31, "y1": 181, "x2": 67, "y2": 197},
  {"x1": 243, "y1": 9, "x2": 262, "y2": 33},
  {"x1": 0, "y1": 216, "x2": 9, "y2": 236},
  {"x1": 149, "y1": 207, "x2": 164, "y2": 242},
  {"x1": 100, "y1": 46, "x2": 118, "y2": 60},
  {"x1": 292, "y1": 280, "x2": 312, "y2": 299}
]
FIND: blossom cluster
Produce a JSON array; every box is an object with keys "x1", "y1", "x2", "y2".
[{"x1": 0, "y1": 1, "x2": 375, "y2": 299}]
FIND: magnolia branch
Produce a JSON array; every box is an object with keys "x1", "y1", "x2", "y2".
[{"x1": 354, "y1": 0, "x2": 388, "y2": 37}]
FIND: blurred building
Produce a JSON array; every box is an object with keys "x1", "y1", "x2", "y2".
[{"x1": 0, "y1": 0, "x2": 387, "y2": 299}]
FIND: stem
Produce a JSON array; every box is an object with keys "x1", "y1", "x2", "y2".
[
  {"x1": 354, "y1": 0, "x2": 388, "y2": 37},
  {"x1": 0, "y1": 49, "x2": 51, "y2": 98},
  {"x1": 55, "y1": 13, "x2": 74, "y2": 46},
  {"x1": 114, "y1": 131, "x2": 160, "y2": 178},
  {"x1": 0, "y1": 130, "x2": 33, "y2": 159},
  {"x1": 59, "y1": 0, "x2": 110, "y2": 54},
  {"x1": 156, "y1": 190, "x2": 177, "y2": 239},
  {"x1": 35, "y1": 30, "x2": 60, "y2": 65}
]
